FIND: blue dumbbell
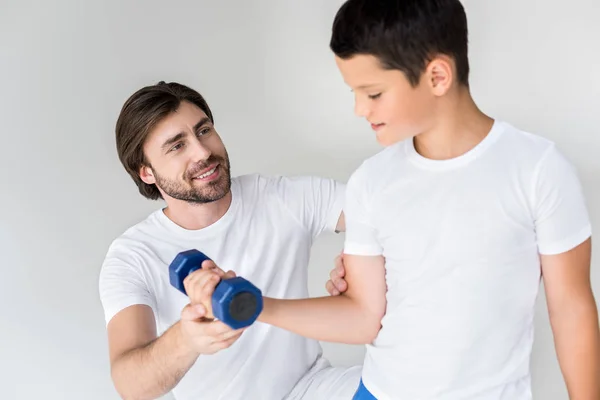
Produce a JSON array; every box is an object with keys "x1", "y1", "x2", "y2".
[{"x1": 168, "y1": 249, "x2": 263, "y2": 330}]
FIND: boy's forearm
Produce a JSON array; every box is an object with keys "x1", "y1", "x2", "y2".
[
  {"x1": 258, "y1": 295, "x2": 380, "y2": 344},
  {"x1": 111, "y1": 322, "x2": 199, "y2": 400},
  {"x1": 551, "y1": 294, "x2": 600, "y2": 399}
]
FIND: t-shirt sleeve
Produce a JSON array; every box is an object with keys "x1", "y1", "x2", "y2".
[
  {"x1": 343, "y1": 165, "x2": 383, "y2": 256},
  {"x1": 98, "y1": 242, "x2": 157, "y2": 326},
  {"x1": 273, "y1": 175, "x2": 345, "y2": 238},
  {"x1": 532, "y1": 144, "x2": 592, "y2": 255}
]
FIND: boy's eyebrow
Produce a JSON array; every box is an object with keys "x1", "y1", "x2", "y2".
[{"x1": 356, "y1": 83, "x2": 381, "y2": 90}]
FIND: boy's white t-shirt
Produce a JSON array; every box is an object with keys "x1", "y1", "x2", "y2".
[
  {"x1": 344, "y1": 120, "x2": 592, "y2": 400},
  {"x1": 99, "y1": 174, "x2": 360, "y2": 400}
]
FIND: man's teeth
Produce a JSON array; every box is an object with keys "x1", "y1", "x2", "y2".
[{"x1": 195, "y1": 167, "x2": 217, "y2": 179}]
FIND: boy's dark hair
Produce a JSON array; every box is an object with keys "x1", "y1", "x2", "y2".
[
  {"x1": 330, "y1": 0, "x2": 470, "y2": 87},
  {"x1": 115, "y1": 81, "x2": 214, "y2": 200}
]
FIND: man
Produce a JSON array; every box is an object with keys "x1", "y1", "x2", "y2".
[{"x1": 98, "y1": 81, "x2": 359, "y2": 400}]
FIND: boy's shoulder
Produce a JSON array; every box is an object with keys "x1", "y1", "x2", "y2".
[
  {"x1": 494, "y1": 120, "x2": 557, "y2": 158},
  {"x1": 347, "y1": 141, "x2": 407, "y2": 194},
  {"x1": 354, "y1": 141, "x2": 407, "y2": 173}
]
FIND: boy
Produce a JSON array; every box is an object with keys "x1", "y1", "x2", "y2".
[{"x1": 188, "y1": 0, "x2": 600, "y2": 398}]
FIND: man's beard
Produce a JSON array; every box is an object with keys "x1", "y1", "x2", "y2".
[{"x1": 154, "y1": 154, "x2": 231, "y2": 204}]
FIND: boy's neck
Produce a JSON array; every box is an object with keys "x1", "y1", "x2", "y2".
[{"x1": 413, "y1": 87, "x2": 494, "y2": 161}]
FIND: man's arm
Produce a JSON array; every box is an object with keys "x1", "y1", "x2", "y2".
[
  {"x1": 335, "y1": 211, "x2": 345, "y2": 233},
  {"x1": 271, "y1": 175, "x2": 345, "y2": 237},
  {"x1": 107, "y1": 305, "x2": 199, "y2": 400},
  {"x1": 259, "y1": 254, "x2": 386, "y2": 344},
  {"x1": 541, "y1": 238, "x2": 600, "y2": 399},
  {"x1": 105, "y1": 265, "x2": 243, "y2": 400}
]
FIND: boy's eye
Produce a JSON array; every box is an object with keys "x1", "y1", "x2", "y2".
[{"x1": 368, "y1": 93, "x2": 382, "y2": 100}]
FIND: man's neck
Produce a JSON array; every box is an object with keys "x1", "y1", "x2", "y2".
[
  {"x1": 163, "y1": 191, "x2": 233, "y2": 231},
  {"x1": 414, "y1": 88, "x2": 494, "y2": 161}
]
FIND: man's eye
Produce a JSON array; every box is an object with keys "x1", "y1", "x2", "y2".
[
  {"x1": 170, "y1": 143, "x2": 184, "y2": 152},
  {"x1": 368, "y1": 93, "x2": 381, "y2": 100},
  {"x1": 197, "y1": 127, "x2": 211, "y2": 136}
]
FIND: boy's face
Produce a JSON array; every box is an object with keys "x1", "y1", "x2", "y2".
[
  {"x1": 335, "y1": 54, "x2": 436, "y2": 146},
  {"x1": 139, "y1": 101, "x2": 231, "y2": 204}
]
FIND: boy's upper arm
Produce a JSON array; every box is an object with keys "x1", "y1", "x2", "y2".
[
  {"x1": 344, "y1": 254, "x2": 387, "y2": 322},
  {"x1": 342, "y1": 165, "x2": 387, "y2": 321},
  {"x1": 343, "y1": 165, "x2": 383, "y2": 256},
  {"x1": 532, "y1": 145, "x2": 593, "y2": 307},
  {"x1": 533, "y1": 144, "x2": 592, "y2": 256},
  {"x1": 540, "y1": 238, "x2": 592, "y2": 315}
]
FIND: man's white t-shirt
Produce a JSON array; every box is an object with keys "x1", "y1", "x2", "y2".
[
  {"x1": 343, "y1": 120, "x2": 592, "y2": 400},
  {"x1": 99, "y1": 174, "x2": 361, "y2": 400}
]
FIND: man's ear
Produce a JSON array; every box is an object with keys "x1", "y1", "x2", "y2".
[
  {"x1": 139, "y1": 165, "x2": 156, "y2": 185},
  {"x1": 425, "y1": 55, "x2": 454, "y2": 96}
]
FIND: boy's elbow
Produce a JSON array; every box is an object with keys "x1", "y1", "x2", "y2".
[{"x1": 355, "y1": 314, "x2": 382, "y2": 344}]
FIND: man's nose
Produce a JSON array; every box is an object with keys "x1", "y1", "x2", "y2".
[{"x1": 190, "y1": 138, "x2": 211, "y2": 162}]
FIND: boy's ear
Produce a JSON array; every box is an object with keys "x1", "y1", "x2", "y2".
[
  {"x1": 139, "y1": 165, "x2": 156, "y2": 185},
  {"x1": 426, "y1": 55, "x2": 454, "y2": 96}
]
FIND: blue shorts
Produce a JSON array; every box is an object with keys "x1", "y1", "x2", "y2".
[{"x1": 352, "y1": 379, "x2": 377, "y2": 400}]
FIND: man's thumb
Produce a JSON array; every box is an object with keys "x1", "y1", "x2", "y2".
[{"x1": 182, "y1": 303, "x2": 206, "y2": 320}]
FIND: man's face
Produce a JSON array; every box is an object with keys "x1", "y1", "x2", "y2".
[
  {"x1": 335, "y1": 54, "x2": 436, "y2": 147},
  {"x1": 140, "y1": 101, "x2": 231, "y2": 204}
]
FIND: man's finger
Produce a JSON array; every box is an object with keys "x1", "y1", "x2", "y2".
[
  {"x1": 211, "y1": 333, "x2": 242, "y2": 351},
  {"x1": 336, "y1": 259, "x2": 346, "y2": 277},
  {"x1": 181, "y1": 303, "x2": 206, "y2": 320},
  {"x1": 184, "y1": 269, "x2": 218, "y2": 292},
  {"x1": 224, "y1": 270, "x2": 237, "y2": 279},
  {"x1": 326, "y1": 280, "x2": 340, "y2": 296},
  {"x1": 205, "y1": 320, "x2": 235, "y2": 337},
  {"x1": 334, "y1": 278, "x2": 347, "y2": 292},
  {"x1": 330, "y1": 267, "x2": 339, "y2": 281},
  {"x1": 202, "y1": 260, "x2": 226, "y2": 277}
]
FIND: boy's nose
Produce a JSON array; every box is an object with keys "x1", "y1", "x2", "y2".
[{"x1": 354, "y1": 97, "x2": 371, "y2": 118}]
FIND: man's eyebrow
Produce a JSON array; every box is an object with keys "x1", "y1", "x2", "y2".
[
  {"x1": 194, "y1": 117, "x2": 211, "y2": 131},
  {"x1": 160, "y1": 117, "x2": 212, "y2": 151},
  {"x1": 161, "y1": 132, "x2": 186, "y2": 151}
]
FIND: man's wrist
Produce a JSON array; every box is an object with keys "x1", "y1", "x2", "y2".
[{"x1": 172, "y1": 321, "x2": 202, "y2": 359}]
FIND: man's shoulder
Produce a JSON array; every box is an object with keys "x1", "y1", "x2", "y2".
[
  {"x1": 232, "y1": 173, "x2": 343, "y2": 196},
  {"x1": 102, "y1": 210, "x2": 164, "y2": 263}
]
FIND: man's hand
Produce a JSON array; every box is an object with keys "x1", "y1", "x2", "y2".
[
  {"x1": 179, "y1": 302, "x2": 245, "y2": 356},
  {"x1": 182, "y1": 260, "x2": 236, "y2": 318},
  {"x1": 326, "y1": 253, "x2": 348, "y2": 296},
  {"x1": 180, "y1": 261, "x2": 244, "y2": 355}
]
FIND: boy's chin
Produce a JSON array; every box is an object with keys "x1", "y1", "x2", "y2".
[{"x1": 375, "y1": 128, "x2": 407, "y2": 147}]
